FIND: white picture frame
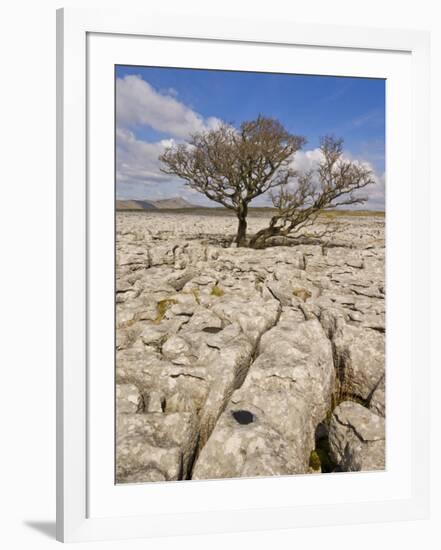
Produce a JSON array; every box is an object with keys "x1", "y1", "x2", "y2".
[{"x1": 56, "y1": 7, "x2": 430, "y2": 543}]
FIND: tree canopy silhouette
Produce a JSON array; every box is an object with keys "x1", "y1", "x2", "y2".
[
  {"x1": 159, "y1": 116, "x2": 305, "y2": 246},
  {"x1": 160, "y1": 117, "x2": 375, "y2": 248}
]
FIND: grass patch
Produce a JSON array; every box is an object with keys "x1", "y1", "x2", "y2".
[
  {"x1": 320, "y1": 209, "x2": 385, "y2": 219},
  {"x1": 310, "y1": 439, "x2": 336, "y2": 473},
  {"x1": 292, "y1": 288, "x2": 312, "y2": 302},
  {"x1": 154, "y1": 299, "x2": 177, "y2": 323},
  {"x1": 309, "y1": 450, "x2": 321, "y2": 471},
  {"x1": 210, "y1": 285, "x2": 225, "y2": 297}
]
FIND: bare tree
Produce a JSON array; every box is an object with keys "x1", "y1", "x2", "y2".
[
  {"x1": 159, "y1": 116, "x2": 305, "y2": 246},
  {"x1": 249, "y1": 136, "x2": 375, "y2": 248}
]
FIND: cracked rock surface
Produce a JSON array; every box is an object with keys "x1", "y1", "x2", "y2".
[
  {"x1": 328, "y1": 401, "x2": 385, "y2": 471},
  {"x1": 116, "y1": 211, "x2": 385, "y2": 482}
]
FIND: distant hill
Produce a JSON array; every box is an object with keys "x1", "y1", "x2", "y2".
[
  {"x1": 116, "y1": 197, "x2": 198, "y2": 211},
  {"x1": 115, "y1": 200, "x2": 156, "y2": 210},
  {"x1": 151, "y1": 197, "x2": 196, "y2": 209}
]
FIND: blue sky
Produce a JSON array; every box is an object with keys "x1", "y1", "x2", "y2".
[{"x1": 116, "y1": 65, "x2": 385, "y2": 209}]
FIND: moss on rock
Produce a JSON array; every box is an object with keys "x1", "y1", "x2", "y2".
[{"x1": 210, "y1": 285, "x2": 225, "y2": 297}]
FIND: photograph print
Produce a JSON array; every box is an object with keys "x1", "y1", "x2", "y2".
[{"x1": 115, "y1": 66, "x2": 386, "y2": 483}]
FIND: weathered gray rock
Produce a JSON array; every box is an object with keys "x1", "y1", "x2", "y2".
[
  {"x1": 333, "y1": 324, "x2": 385, "y2": 400},
  {"x1": 116, "y1": 324, "x2": 142, "y2": 351},
  {"x1": 193, "y1": 406, "x2": 297, "y2": 479},
  {"x1": 192, "y1": 316, "x2": 335, "y2": 479},
  {"x1": 195, "y1": 324, "x2": 256, "y2": 449},
  {"x1": 369, "y1": 376, "x2": 386, "y2": 417},
  {"x1": 116, "y1": 249, "x2": 150, "y2": 271},
  {"x1": 210, "y1": 295, "x2": 280, "y2": 346},
  {"x1": 183, "y1": 306, "x2": 223, "y2": 332},
  {"x1": 116, "y1": 383, "x2": 144, "y2": 414},
  {"x1": 329, "y1": 401, "x2": 385, "y2": 471},
  {"x1": 149, "y1": 244, "x2": 176, "y2": 266},
  {"x1": 116, "y1": 412, "x2": 198, "y2": 482},
  {"x1": 161, "y1": 335, "x2": 192, "y2": 364},
  {"x1": 165, "y1": 268, "x2": 197, "y2": 291},
  {"x1": 115, "y1": 211, "x2": 385, "y2": 482},
  {"x1": 265, "y1": 281, "x2": 294, "y2": 306},
  {"x1": 317, "y1": 306, "x2": 346, "y2": 338}
]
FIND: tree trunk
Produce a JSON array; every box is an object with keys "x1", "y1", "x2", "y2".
[
  {"x1": 236, "y1": 215, "x2": 248, "y2": 247},
  {"x1": 249, "y1": 226, "x2": 280, "y2": 249}
]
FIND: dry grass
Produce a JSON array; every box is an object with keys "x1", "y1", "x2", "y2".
[
  {"x1": 210, "y1": 285, "x2": 225, "y2": 297},
  {"x1": 154, "y1": 299, "x2": 178, "y2": 323},
  {"x1": 319, "y1": 210, "x2": 385, "y2": 219},
  {"x1": 292, "y1": 288, "x2": 312, "y2": 301}
]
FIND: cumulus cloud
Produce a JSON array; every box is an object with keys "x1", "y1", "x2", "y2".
[
  {"x1": 116, "y1": 128, "x2": 171, "y2": 185},
  {"x1": 290, "y1": 148, "x2": 324, "y2": 173},
  {"x1": 117, "y1": 75, "x2": 222, "y2": 139},
  {"x1": 116, "y1": 128, "x2": 211, "y2": 204},
  {"x1": 116, "y1": 75, "x2": 224, "y2": 199},
  {"x1": 363, "y1": 171, "x2": 385, "y2": 210}
]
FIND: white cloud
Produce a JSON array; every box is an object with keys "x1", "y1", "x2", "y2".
[
  {"x1": 363, "y1": 171, "x2": 385, "y2": 210},
  {"x1": 162, "y1": 87, "x2": 178, "y2": 97},
  {"x1": 115, "y1": 128, "x2": 210, "y2": 204},
  {"x1": 116, "y1": 75, "x2": 223, "y2": 201},
  {"x1": 116, "y1": 75, "x2": 222, "y2": 139},
  {"x1": 116, "y1": 127, "x2": 171, "y2": 184},
  {"x1": 290, "y1": 148, "x2": 324, "y2": 173}
]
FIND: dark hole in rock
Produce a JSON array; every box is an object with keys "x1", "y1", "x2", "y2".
[
  {"x1": 232, "y1": 410, "x2": 254, "y2": 425},
  {"x1": 202, "y1": 327, "x2": 223, "y2": 333},
  {"x1": 314, "y1": 422, "x2": 336, "y2": 473},
  {"x1": 314, "y1": 422, "x2": 328, "y2": 444},
  {"x1": 160, "y1": 396, "x2": 167, "y2": 412}
]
